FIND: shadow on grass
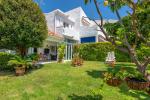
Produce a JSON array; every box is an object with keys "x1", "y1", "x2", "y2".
[
  {"x1": 0, "y1": 71, "x2": 14, "y2": 77},
  {"x1": 68, "y1": 94, "x2": 103, "y2": 100},
  {"x1": 86, "y1": 70, "x2": 106, "y2": 79},
  {"x1": 0, "y1": 71, "x2": 15, "y2": 80},
  {"x1": 118, "y1": 83, "x2": 150, "y2": 100},
  {"x1": 0, "y1": 65, "x2": 44, "y2": 78},
  {"x1": 26, "y1": 65, "x2": 43, "y2": 74}
]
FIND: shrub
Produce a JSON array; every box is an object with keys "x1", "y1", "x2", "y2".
[
  {"x1": 0, "y1": 52, "x2": 14, "y2": 71},
  {"x1": 25, "y1": 53, "x2": 39, "y2": 61},
  {"x1": 8, "y1": 56, "x2": 31, "y2": 69},
  {"x1": 58, "y1": 44, "x2": 66, "y2": 63},
  {"x1": 75, "y1": 42, "x2": 131, "y2": 62},
  {"x1": 72, "y1": 53, "x2": 83, "y2": 67}
]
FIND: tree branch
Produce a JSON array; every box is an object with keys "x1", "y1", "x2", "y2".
[
  {"x1": 143, "y1": 57, "x2": 150, "y2": 68},
  {"x1": 93, "y1": 0, "x2": 103, "y2": 26}
]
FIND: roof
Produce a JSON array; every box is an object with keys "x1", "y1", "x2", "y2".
[{"x1": 46, "y1": 31, "x2": 64, "y2": 43}]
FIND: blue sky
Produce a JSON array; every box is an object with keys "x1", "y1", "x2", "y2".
[{"x1": 34, "y1": 0, "x2": 130, "y2": 20}]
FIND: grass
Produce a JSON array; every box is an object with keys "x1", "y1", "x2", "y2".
[{"x1": 0, "y1": 61, "x2": 150, "y2": 100}]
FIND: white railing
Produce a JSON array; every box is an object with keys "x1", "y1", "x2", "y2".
[{"x1": 56, "y1": 27, "x2": 76, "y2": 38}]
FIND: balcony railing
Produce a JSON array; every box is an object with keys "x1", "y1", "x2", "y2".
[{"x1": 56, "y1": 27, "x2": 76, "y2": 38}]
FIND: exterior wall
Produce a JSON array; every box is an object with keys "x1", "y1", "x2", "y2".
[
  {"x1": 65, "y1": 7, "x2": 82, "y2": 41},
  {"x1": 45, "y1": 7, "x2": 107, "y2": 44},
  {"x1": 45, "y1": 12, "x2": 55, "y2": 32},
  {"x1": 66, "y1": 7, "x2": 103, "y2": 43},
  {"x1": 45, "y1": 10, "x2": 79, "y2": 41}
]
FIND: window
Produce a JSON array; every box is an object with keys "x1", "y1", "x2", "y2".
[
  {"x1": 63, "y1": 22, "x2": 69, "y2": 28},
  {"x1": 34, "y1": 48, "x2": 37, "y2": 53}
]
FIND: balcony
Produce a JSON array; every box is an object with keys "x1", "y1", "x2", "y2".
[{"x1": 56, "y1": 27, "x2": 78, "y2": 40}]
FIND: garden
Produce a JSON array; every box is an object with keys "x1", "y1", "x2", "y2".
[
  {"x1": 0, "y1": 0, "x2": 150, "y2": 99},
  {"x1": 0, "y1": 61, "x2": 150, "y2": 100}
]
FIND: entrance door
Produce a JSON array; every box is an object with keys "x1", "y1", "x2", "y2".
[
  {"x1": 44, "y1": 49, "x2": 50, "y2": 61},
  {"x1": 50, "y1": 46, "x2": 57, "y2": 61}
]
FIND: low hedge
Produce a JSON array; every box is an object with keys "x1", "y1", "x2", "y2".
[
  {"x1": 0, "y1": 52, "x2": 14, "y2": 71},
  {"x1": 74, "y1": 42, "x2": 131, "y2": 62}
]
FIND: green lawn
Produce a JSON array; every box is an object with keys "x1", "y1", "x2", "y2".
[{"x1": 0, "y1": 61, "x2": 150, "y2": 100}]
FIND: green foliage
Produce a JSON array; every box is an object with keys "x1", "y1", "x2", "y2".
[
  {"x1": 0, "y1": 52, "x2": 14, "y2": 70},
  {"x1": 8, "y1": 55, "x2": 31, "y2": 68},
  {"x1": 26, "y1": 53, "x2": 39, "y2": 61},
  {"x1": 137, "y1": 45, "x2": 150, "y2": 61},
  {"x1": 103, "y1": 66, "x2": 128, "y2": 81},
  {"x1": 103, "y1": 65, "x2": 147, "y2": 82},
  {"x1": 76, "y1": 42, "x2": 130, "y2": 62},
  {"x1": 84, "y1": 0, "x2": 91, "y2": 5},
  {"x1": 72, "y1": 53, "x2": 83, "y2": 66},
  {"x1": 104, "y1": 1, "x2": 150, "y2": 47},
  {"x1": 58, "y1": 44, "x2": 66, "y2": 62},
  {"x1": 0, "y1": 0, "x2": 48, "y2": 52}
]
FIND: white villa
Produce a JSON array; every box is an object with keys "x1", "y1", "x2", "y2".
[{"x1": 28, "y1": 7, "x2": 115, "y2": 62}]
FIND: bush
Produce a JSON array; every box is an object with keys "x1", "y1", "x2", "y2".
[
  {"x1": 25, "y1": 53, "x2": 39, "y2": 61},
  {"x1": 8, "y1": 55, "x2": 31, "y2": 68},
  {"x1": 75, "y1": 42, "x2": 131, "y2": 62},
  {"x1": 58, "y1": 44, "x2": 66, "y2": 63},
  {"x1": 0, "y1": 52, "x2": 14, "y2": 71}
]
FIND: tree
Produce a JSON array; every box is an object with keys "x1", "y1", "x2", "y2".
[
  {"x1": 84, "y1": 0, "x2": 150, "y2": 77},
  {"x1": 0, "y1": 0, "x2": 48, "y2": 57}
]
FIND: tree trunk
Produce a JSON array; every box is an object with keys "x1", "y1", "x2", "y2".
[
  {"x1": 137, "y1": 66, "x2": 146, "y2": 76},
  {"x1": 17, "y1": 46, "x2": 27, "y2": 58}
]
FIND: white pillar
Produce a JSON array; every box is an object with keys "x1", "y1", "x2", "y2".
[
  {"x1": 65, "y1": 44, "x2": 67, "y2": 60},
  {"x1": 68, "y1": 44, "x2": 70, "y2": 60},
  {"x1": 71, "y1": 44, "x2": 73, "y2": 60},
  {"x1": 56, "y1": 44, "x2": 58, "y2": 61}
]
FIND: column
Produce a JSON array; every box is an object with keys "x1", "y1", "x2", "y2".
[
  {"x1": 56, "y1": 44, "x2": 58, "y2": 61},
  {"x1": 70, "y1": 44, "x2": 73, "y2": 60},
  {"x1": 65, "y1": 44, "x2": 67, "y2": 60}
]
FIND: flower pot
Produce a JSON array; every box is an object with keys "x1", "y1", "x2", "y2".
[
  {"x1": 15, "y1": 66, "x2": 26, "y2": 76},
  {"x1": 72, "y1": 59, "x2": 83, "y2": 67},
  {"x1": 125, "y1": 77, "x2": 150, "y2": 90},
  {"x1": 106, "y1": 78, "x2": 122, "y2": 86},
  {"x1": 109, "y1": 61, "x2": 115, "y2": 67}
]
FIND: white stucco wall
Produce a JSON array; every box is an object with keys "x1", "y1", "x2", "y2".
[
  {"x1": 66, "y1": 7, "x2": 101, "y2": 42},
  {"x1": 45, "y1": 7, "x2": 108, "y2": 43},
  {"x1": 45, "y1": 12, "x2": 55, "y2": 32}
]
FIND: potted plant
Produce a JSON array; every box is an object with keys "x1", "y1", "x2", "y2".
[
  {"x1": 108, "y1": 61, "x2": 115, "y2": 68},
  {"x1": 103, "y1": 67, "x2": 127, "y2": 86},
  {"x1": 8, "y1": 56, "x2": 29, "y2": 76},
  {"x1": 72, "y1": 53, "x2": 83, "y2": 67},
  {"x1": 125, "y1": 71, "x2": 150, "y2": 90},
  {"x1": 58, "y1": 44, "x2": 65, "y2": 63}
]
